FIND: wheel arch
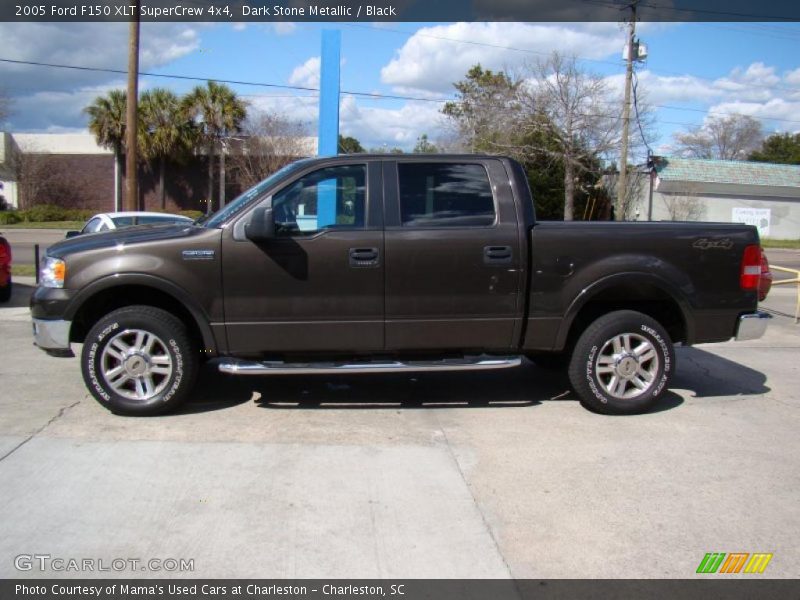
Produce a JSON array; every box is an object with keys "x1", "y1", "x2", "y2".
[
  {"x1": 556, "y1": 272, "x2": 693, "y2": 352},
  {"x1": 66, "y1": 274, "x2": 219, "y2": 356}
]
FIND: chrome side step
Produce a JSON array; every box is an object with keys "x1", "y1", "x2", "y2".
[{"x1": 218, "y1": 355, "x2": 522, "y2": 376}]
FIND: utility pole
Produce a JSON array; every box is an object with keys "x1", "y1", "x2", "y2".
[
  {"x1": 125, "y1": 1, "x2": 140, "y2": 212},
  {"x1": 616, "y1": 1, "x2": 637, "y2": 220}
]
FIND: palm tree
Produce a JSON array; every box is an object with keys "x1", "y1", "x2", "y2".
[
  {"x1": 85, "y1": 90, "x2": 127, "y2": 210},
  {"x1": 139, "y1": 88, "x2": 194, "y2": 210},
  {"x1": 182, "y1": 81, "x2": 247, "y2": 213}
]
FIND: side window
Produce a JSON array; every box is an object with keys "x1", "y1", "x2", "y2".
[
  {"x1": 82, "y1": 217, "x2": 103, "y2": 233},
  {"x1": 112, "y1": 217, "x2": 134, "y2": 229},
  {"x1": 398, "y1": 163, "x2": 495, "y2": 227},
  {"x1": 271, "y1": 164, "x2": 366, "y2": 234}
]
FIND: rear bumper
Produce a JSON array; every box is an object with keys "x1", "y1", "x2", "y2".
[
  {"x1": 32, "y1": 318, "x2": 74, "y2": 357},
  {"x1": 734, "y1": 311, "x2": 771, "y2": 341}
]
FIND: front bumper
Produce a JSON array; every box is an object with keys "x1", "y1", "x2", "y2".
[
  {"x1": 734, "y1": 311, "x2": 771, "y2": 341},
  {"x1": 32, "y1": 318, "x2": 74, "y2": 357}
]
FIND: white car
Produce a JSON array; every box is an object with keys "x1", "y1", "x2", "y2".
[{"x1": 67, "y1": 211, "x2": 194, "y2": 238}]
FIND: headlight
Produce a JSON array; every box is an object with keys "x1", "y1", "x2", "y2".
[{"x1": 39, "y1": 257, "x2": 66, "y2": 288}]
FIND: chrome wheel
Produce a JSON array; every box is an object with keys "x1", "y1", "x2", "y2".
[
  {"x1": 594, "y1": 333, "x2": 659, "y2": 400},
  {"x1": 100, "y1": 329, "x2": 172, "y2": 401}
]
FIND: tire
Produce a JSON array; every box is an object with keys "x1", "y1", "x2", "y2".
[
  {"x1": 0, "y1": 278, "x2": 10, "y2": 303},
  {"x1": 568, "y1": 310, "x2": 674, "y2": 415},
  {"x1": 81, "y1": 305, "x2": 198, "y2": 416}
]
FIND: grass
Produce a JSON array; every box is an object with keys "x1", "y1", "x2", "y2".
[
  {"x1": 1, "y1": 221, "x2": 83, "y2": 230},
  {"x1": 761, "y1": 239, "x2": 800, "y2": 249},
  {"x1": 11, "y1": 264, "x2": 36, "y2": 277}
]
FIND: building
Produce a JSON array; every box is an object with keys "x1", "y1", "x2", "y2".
[
  {"x1": 0, "y1": 132, "x2": 316, "y2": 213},
  {"x1": 645, "y1": 156, "x2": 800, "y2": 240}
]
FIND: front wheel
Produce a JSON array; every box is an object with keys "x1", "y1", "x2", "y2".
[
  {"x1": 568, "y1": 310, "x2": 674, "y2": 414},
  {"x1": 81, "y1": 305, "x2": 198, "y2": 416}
]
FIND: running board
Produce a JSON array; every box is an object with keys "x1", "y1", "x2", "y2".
[{"x1": 218, "y1": 355, "x2": 522, "y2": 376}]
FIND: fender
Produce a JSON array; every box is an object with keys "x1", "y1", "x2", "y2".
[
  {"x1": 555, "y1": 270, "x2": 695, "y2": 350},
  {"x1": 64, "y1": 273, "x2": 223, "y2": 355}
]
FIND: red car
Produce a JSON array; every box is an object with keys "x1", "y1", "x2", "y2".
[{"x1": 0, "y1": 234, "x2": 10, "y2": 302}]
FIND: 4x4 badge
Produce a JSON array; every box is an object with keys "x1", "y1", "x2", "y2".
[{"x1": 693, "y1": 238, "x2": 733, "y2": 250}]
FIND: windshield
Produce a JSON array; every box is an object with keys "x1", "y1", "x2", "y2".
[{"x1": 200, "y1": 159, "x2": 314, "y2": 228}]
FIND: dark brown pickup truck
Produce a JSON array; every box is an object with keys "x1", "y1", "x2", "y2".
[{"x1": 31, "y1": 154, "x2": 770, "y2": 416}]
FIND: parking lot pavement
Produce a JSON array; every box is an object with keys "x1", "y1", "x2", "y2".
[{"x1": 0, "y1": 282, "x2": 798, "y2": 579}]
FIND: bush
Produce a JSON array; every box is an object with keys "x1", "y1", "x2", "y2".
[
  {"x1": 178, "y1": 210, "x2": 204, "y2": 220},
  {"x1": 24, "y1": 204, "x2": 70, "y2": 222},
  {"x1": 64, "y1": 209, "x2": 95, "y2": 222},
  {"x1": 0, "y1": 211, "x2": 22, "y2": 225}
]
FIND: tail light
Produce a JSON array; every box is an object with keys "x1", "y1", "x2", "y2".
[
  {"x1": 759, "y1": 253, "x2": 772, "y2": 301},
  {"x1": 740, "y1": 244, "x2": 762, "y2": 291}
]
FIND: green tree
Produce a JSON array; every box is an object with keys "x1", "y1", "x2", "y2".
[
  {"x1": 85, "y1": 89, "x2": 127, "y2": 209},
  {"x1": 443, "y1": 63, "x2": 602, "y2": 220},
  {"x1": 442, "y1": 65, "x2": 520, "y2": 153},
  {"x1": 183, "y1": 81, "x2": 247, "y2": 213},
  {"x1": 749, "y1": 132, "x2": 800, "y2": 164},
  {"x1": 139, "y1": 88, "x2": 195, "y2": 210},
  {"x1": 413, "y1": 134, "x2": 438, "y2": 153},
  {"x1": 338, "y1": 135, "x2": 365, "y2": 154}
]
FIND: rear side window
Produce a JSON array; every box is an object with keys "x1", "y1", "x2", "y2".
[{"x1": 398, "y1": 163, "x2": 495, "y2": 227}]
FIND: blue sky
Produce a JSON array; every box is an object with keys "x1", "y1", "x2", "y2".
[{"x1": 1, "y1": 21, "x2": 799, "y2": 162}]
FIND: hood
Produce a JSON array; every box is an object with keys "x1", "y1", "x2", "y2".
[{"x1": 47, "y1": 223, "x2": 204, "y2": 258}]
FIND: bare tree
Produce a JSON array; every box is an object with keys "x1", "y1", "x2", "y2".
[
  {"x1": 673, "y1": 114, "x2": 763, "y2": 160},
  {"x1": 11, "y1": 150, "x2": 71, "y2": 209},
  {"x1": 228, "y1": 111, "x2": 310, "y2": 190},
  {"x1": 510, "y1": 53, "x2": 622, "y2": 220},
  {"x1": 602, "y1": 168, "x2": 648, "y2": 220},
  {"x1": 0, "y1": 89, "x2": 11, "y2": 124},
  {"x1": 662, "y1": 184, "x2": 705, "y2": 221}
]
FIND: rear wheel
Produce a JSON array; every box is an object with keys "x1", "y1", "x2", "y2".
[
  {"x1": 81, "y1": 305, "x2": 198, "y2": 416},
  {"x1": 568, "y1": 310, "x2": 674, "y2": 414}
]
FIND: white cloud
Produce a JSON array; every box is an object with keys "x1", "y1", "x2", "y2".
[
  {"x1": 288, "y1": 57, "x2": 321, "y2": 89},
  {"x1": 0, "y1": 22, "x2": 201, "y2": 131},
  {"x1": 271, "y1": 22, "x2": 297, "y2": 35},
  {"x1": 380, "y1": 22, "x2": 626, "y2": 95}
]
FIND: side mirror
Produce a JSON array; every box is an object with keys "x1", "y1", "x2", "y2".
[
  {"x1": 65, "y1": 230, "x2": 81, "y2": 239},
  {"x1": 245, "y1": 206, "x2": 275, "y2": 242}
]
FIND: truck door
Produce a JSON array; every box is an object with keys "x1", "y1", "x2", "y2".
[
  {"x1": 221, "y1": 160, "x2": 384, "y2": 354},
  {"x1": 383, "y1": 158, "x2": 522, "y2": 351}
]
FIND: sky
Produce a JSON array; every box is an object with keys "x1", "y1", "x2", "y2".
[{"x1": 1, "y1": 20, "x2": 799, "y2": 164}]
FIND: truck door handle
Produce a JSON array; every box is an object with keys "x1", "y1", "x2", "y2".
[
  {"x1": 349, "y1": 247, "x2": 380, "y2": 268},
  {"x1": 484, "y1": 245, "x2": 513, "y2": 264}
]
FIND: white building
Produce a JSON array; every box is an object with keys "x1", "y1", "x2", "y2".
[{"x1": 645, "y1": 157, "x2": 800, "y2": 240}]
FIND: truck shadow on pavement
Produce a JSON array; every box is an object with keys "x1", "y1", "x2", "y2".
[
  {"x1": 182, "y1": 347, "x2": 769, "y2": 415},
  {"x1": 672, "y1": 346, "x2": 770, "y2": 398},
  {"x1": 182, "y1": 360, "x2": 687, "y2": 414}
]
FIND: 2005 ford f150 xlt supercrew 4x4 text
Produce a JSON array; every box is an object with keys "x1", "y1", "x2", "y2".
[{"x1": 30, "y1": 155, "x2": 771, "y2": 416}]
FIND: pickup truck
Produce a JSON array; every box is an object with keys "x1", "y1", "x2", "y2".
[{"x1": 30, "y1": 154, "x2": 771, "y2": 416}]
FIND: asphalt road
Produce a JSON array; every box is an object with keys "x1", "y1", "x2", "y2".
[
  {"x1": 0, "y1": 278, "x2": 798, "y2": 579},
  {"x1": 0, "y1": 229, "x2": 71, "y2": 266}
]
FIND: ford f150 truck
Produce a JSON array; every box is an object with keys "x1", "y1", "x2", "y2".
[{"x1": 30, "y1": 154, "x2": 771, "y2": 416}]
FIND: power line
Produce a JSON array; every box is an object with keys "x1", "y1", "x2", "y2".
[
  {"x1": 578, "y1": 0, "x2": 799, "y2": 21},
  {"x1": 0, "y1": 57, "x2": 447, "y2": 104},
  {"x1": 4, "y1": 55, "x2": 800, "y2": 127}
]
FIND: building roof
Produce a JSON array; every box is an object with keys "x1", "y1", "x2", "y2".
[{"x1": 655, "y1": 156, "x2": 800, "y2": 189}]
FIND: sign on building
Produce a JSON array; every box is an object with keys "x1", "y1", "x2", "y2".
[{"x1": 732, "y1": 208, "x2": 771, "y2": 237}]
